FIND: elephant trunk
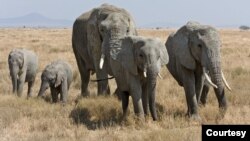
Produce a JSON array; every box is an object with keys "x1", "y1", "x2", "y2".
[
  {"x1": 100, "y1": 27, "x2": 123, "y2": 69},
  {"x1": 38, "y1": 81, "x2": 49, "y2": 97},
  {"x1": 147, "y1": 69, "x2": 158, "y2": 121},
  {"x1": 11, "y1": 70, "x2": 18, "y2": 94},
  {"x1": 208, "y1": 59, "x2": 227, "y2": 111}
]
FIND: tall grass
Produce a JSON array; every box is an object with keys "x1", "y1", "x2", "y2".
[{"x1": 0, "y1": 28, "x2": 249, "y2": 141}]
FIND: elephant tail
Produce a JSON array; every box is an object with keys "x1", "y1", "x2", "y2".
[{"x1": 91, "y1": 76, "x2": 115, "y2": 82}]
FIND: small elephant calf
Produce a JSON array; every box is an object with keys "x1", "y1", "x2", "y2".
[
  {"x1": 38, "y1": 60, "x2": 73, "y2": 103},
  {"x1": 8, "y1": 48, "x2": 38, "y2": 97}
]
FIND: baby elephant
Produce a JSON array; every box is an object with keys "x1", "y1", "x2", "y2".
[
  {"x1": 8, "y1": 49, "x2": 38, "y2": 97},
  {"x1": 38, "y1": 60, "x2": 73, "y2": 103}
]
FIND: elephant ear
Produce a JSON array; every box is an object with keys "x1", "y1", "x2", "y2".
[
  {"x1": 127, "y1": 17, "x2": 138, "y2": 36},
  {"x1": 86, "y1": 15, "x2": 102, "y2": 63},
  {"x1": 117, "y1": 36, "x2": 139, "y2": 76},
  {"x1": 55, "y1": 71, "x2": 65, "y2": 87},
  {"x1": 156, "y1": 38, "x2": 169, "y2": 66},
  {"x1": 17, "y1": 51, "x2": 24, "y2": 69},
  {"x1": 175, "y1": 31, "x2": 196, "y2": 70}
]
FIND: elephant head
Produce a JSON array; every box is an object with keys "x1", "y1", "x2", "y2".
[
  {"x1": 87, "y1": 4, "x2": 137, "y2": 69},
  {"x1": 118, "y1": 36, "x2": 169, "y2": 120},
  {"x1": 38, "y1": 66, "x2": 65, "y2": 97},
  {"x1": 176, "y1": 21, "x2": 231, "y2": 108},
  {"x1": 8, "y1": 50, "x2": 24, "y2": 94}
]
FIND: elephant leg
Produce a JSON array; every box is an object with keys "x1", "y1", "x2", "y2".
[
  {"x1": 93, "y1": 51, "x2": 110, "y2": 95},
  {"x1": 114, "y1": 88, "x2": 122, "y2": 100},
  {"x1": 195, "y1": 69, "x2": 204, "y2": 103},
  {"x1": 27, "y1": 80, "x2": 34, "y2": 98},
  {"x1": 121, "y1": 91, "x2": 129, "y2": 118},
  {"x1": 96, "y1": 69, "x2": 110, "y2": 96},
  {"x1": 74, "y1": 52, "x2": 90, "y2": 97},
  {"x1": 182, "y1": 68, "x2": 200, "y2": 120},
  {"x1": 131, "y1": 92, "x2": 144, "y2": 120},
  {"x1": 142, "y1": 83, "x2": 148, "y2": 116},
  {"x1": 129, "y1": 78, "x2": 144, "y2": 120},
  {"x1": 17, "y1": 77, "x2": 25, "y2": 97},
  {"x1": 51, "y1": 87, "x2": 58, "y2": 103},
  {"x1": 200, "y1": 84, "x2": 210, "y2": 105},
  {"x1": 60, "y1": 80, "x2": 68, "y2": 103}
]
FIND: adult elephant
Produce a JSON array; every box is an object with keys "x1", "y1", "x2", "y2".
[
  {"x1": 165, "y1": 21, "x2": 231, "y2": 120},
  {"x1": 72, "y1": 4, "x2": 137, "y2": 97},
  {"x1": 110, "y1": 36, "x2": 169, "y2": 121}
]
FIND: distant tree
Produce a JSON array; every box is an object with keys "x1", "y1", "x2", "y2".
[
  {"x1": 156, "y1": 27, "x2": 161, "y2": 30},
  {"x1": 239, "y1": 25, "x2": 250, "y2": 30}
]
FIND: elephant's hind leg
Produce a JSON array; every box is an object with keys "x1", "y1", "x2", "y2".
[{"x1": 74, "y1": 53, "x2": 90, "y2": 97}]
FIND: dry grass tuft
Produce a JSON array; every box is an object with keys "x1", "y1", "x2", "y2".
[{"x1": 70, "y1": 96, "x2": 122, "y2": 129}]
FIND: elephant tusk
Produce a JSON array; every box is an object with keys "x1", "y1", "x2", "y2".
[
  {"x1": 143, "y1": 71, "x2": 147, "y2": 78},
  {"x1": 221, "y1": 71, "x2": 232, "y2": 91},
  {"x1": 99, "y1": 54, "x2": 105, "y2": 69},
  {"x1": 158, "y1": 73, "x2": 163, "y2": 79},
  {"x1": 17, "y1": 75, "x2": 19, "y2": 79},
  {"x1": 204, "y1": 73, "x2": 218, "y2": 89},
  {"x1": 203, "y1": 68, "x2": 218, "y2": 89}
]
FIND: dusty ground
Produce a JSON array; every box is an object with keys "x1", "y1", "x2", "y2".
[{"x1": 0, "y1": 28, "x2": 249, "y2": 141}]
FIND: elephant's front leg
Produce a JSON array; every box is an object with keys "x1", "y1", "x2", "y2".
[
  {"x1": 60, "y1": 79, "x2": 68, "y2": 103},
  {"x1": 121, "y1": 91, "x2": 129, "y2": 119},
  {"x1": 200, "y1": 84, "x2": 210, "y2": 105},
  {"x1": 129, "y1": 76, "x2": 144, "y2": 120},
  {"x1": 195, "y1": 67, "x2": 205, "y2": 103},
  {"x1": 17, "y1": 73, "x2": 26, "y2": 97},
  {"x1": 27, "y1": 80, "x2": 35, "y2": 98},
  {"x1": 142, "y1": 83, "x2": 148, "y2": 116},
  {"x1": 96, "y1": 69, "x2": 110, "y2": 95},
  {"x1": 182, "y1": 68, "x2": 200, "y2": 120},
  {"x1": 91, "y1": 43, "x2": 110, "y2": 96},
  {"x1": 51, "y1": 87, "x2": 58, "y2": 103}
]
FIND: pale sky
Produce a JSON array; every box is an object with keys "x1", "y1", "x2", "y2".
[{"x1": 1, "y1": 0, "x2": 250, "y2": 27}]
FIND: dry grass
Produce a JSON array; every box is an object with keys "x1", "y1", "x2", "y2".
[{"x1": 0, "y1": 28, "x2": 249, "y2": 141}]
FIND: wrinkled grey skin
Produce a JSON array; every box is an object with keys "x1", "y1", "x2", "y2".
[
  {"x1": 8, "y1": 49, "x2": 38, "y2": 97},
  {"x1": 166, "y1": 21, "x2": 228, "y2": 119},
  {"x1": 110, "y1": 36, "x2": 169, "y2": 121},
  {"x1": 72, "y1": 4, "x2": 137, "y2": 97},
  {"x1": 38, "y1": 60, "x2": 73, "y2": 103}
]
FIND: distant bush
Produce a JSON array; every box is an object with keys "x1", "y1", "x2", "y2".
[{"x1": 239, "y1": 25, "x2": 250, "y2": 30}]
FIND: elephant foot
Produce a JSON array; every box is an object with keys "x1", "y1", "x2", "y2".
[
  {"x1": 188, "y1": 114, "x2": 201, "y2": 122},
  {"x1": 198, "y1": 101, "x2": 206, "y2": 108},
  {"x1": 113, "y1": 89, "x2": 122, "y2": 101},
  {"x1": 97, "y1": 89, "x2": 111, "y2": 96},
  {"x1": 81, "y1": 91, "x2": 90, "y2": 97},
  {"x1": 217, "y1": 106, "x2": 227, "y2": 119},
  {"x1": 133, "y1": 114, "x2": 145, "y2": 124},
  {"x1": 27, "y1": 93, "x2": 32, "y2": 99},
  {"x1": 60, "y1": 101, "x2": 66, "y2": 106}
]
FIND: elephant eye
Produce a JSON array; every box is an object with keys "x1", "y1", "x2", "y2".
[
  {"x1": 198, "y1": 44, "x2": 202, "y2": 48},
  {"x1": 139, "y1": 53, "x2": 143, "y2": 58}
]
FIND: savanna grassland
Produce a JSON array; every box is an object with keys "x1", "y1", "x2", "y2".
[{"x1": 0, "y1": 28, "x2": 249, "y2": 141}]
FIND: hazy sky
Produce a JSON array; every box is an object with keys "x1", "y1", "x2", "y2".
[{"x1": 1, "y1": 0, "x2": 250, "y2": 27}]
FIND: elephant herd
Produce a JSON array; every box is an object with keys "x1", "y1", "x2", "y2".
[{"x1": 7, "y1": 4, "x2": 232, "y2": 121}]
